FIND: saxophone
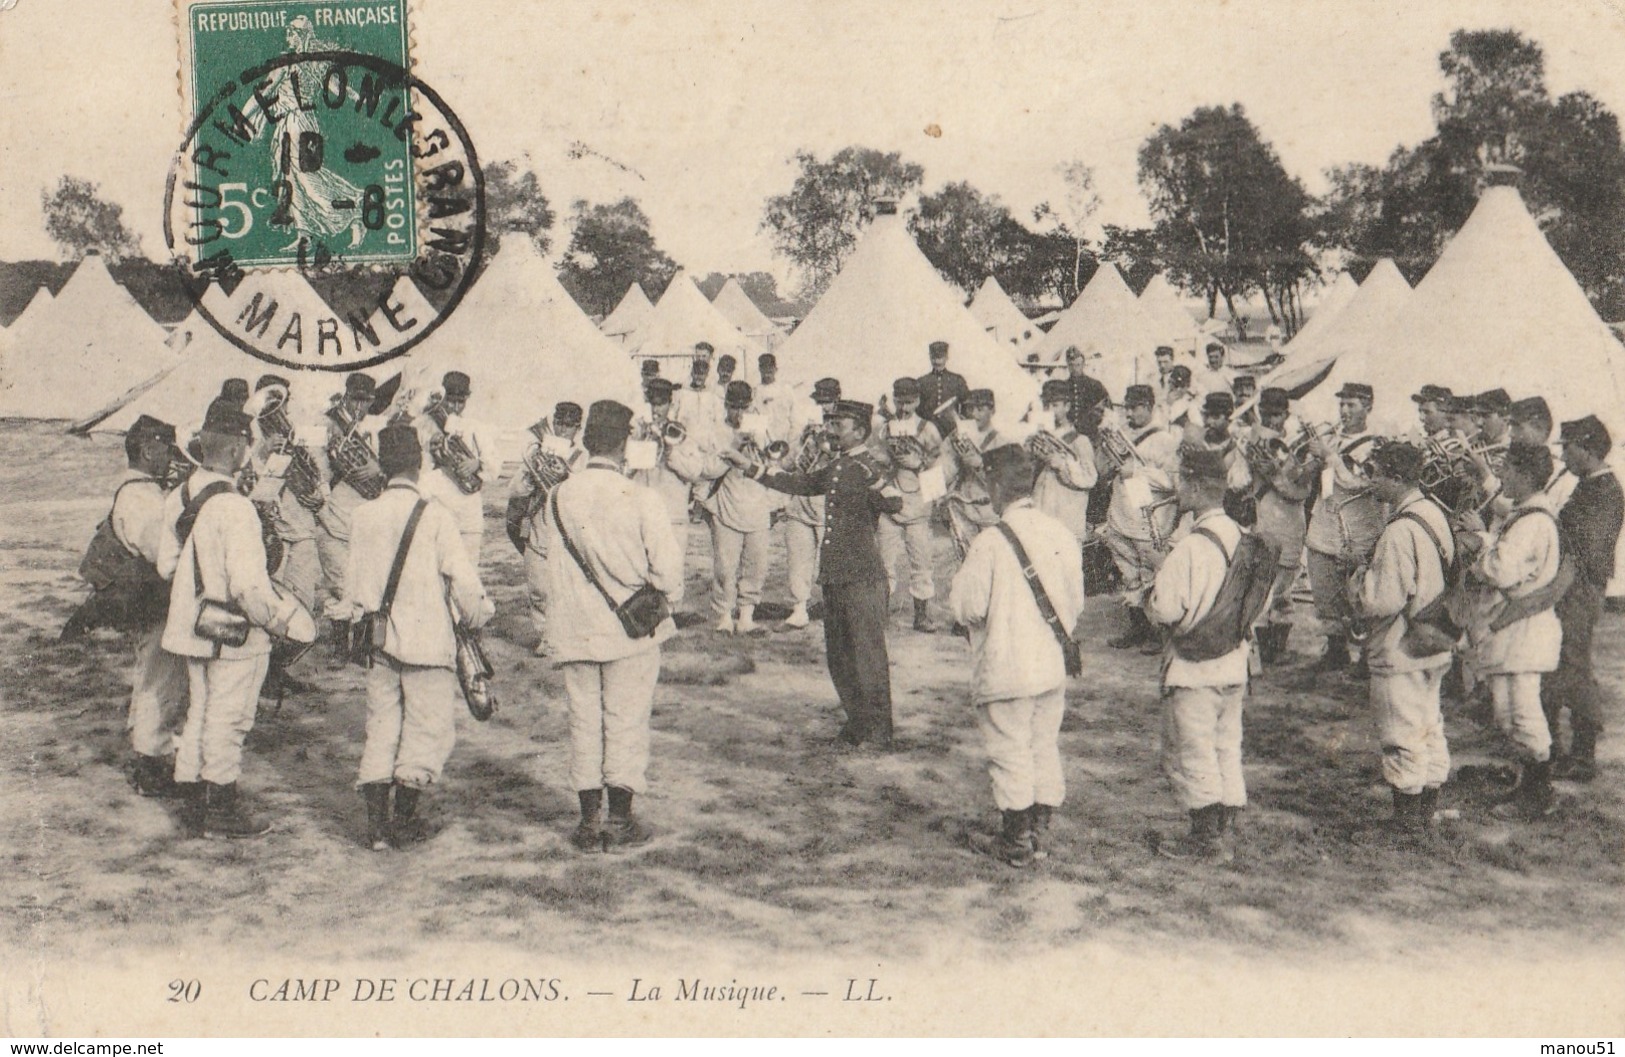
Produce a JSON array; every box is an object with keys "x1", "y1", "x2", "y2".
[
  {"x1": 244, "y1": 382, "x2": 325, "y2": 512},
  {"x1": 324, "y1": 395, "x2": 386, "y2": 499},
  {"x1": 423, "y1": 390, "x2": 484, "y2": 495}
]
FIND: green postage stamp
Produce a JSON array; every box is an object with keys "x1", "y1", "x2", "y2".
[{"x1": 179, "y1": 0, "x2": 417, "y2": 268}]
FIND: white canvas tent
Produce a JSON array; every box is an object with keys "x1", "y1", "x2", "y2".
[
  {"x1": 712, "y1": 278, "x2": 783, "y2": 350},
  {"x1": 1285, "y1": 271, "x2": 1360, "y2": 355},
  {"x1": 628, "y1": 271, "x2": 761, "y2": 371},
  {"x1": 0, "y1": 256, "x2": 180, "y2": 420},
  {"x1": 95, "y1": 308, "x2": 339, "y2": 437},
  {"x1": 362, "y1": 275, "x2": 438, "y2": 351},
  {"x1": 397, "y1": 238, "x2": 643, "y2": 438},
  {"x1": 775, "y1": 212, "x2": 1039, "y2": 420},
  {"x1": 1355, "y1": 186, "x2": 1625, "y2": 439},
  {"x1": 1261, "y1": 258, "x2": 1413, "y2": 417},
  {"x1": 1032, "y1": 263, "x2": 1163, "y2": 398},
  {"x1": 1137, "y1": 274, "x2": 1202, "y2": 352},
  {"x1": 969, "y1": 275, "x2": 1043, "y2": 354},
  {"x1": 600, "y1": 282, "x2": 653, "y2": 346},
  {"x1": 0, "y1": 285, "x2": 53, "y2": 367}
]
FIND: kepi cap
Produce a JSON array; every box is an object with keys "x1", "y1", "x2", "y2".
[
  {"x1": 812, "y1": 378, "x2": 841, "y2": 403},
  {"x1": 553, "y1": 401, "x2": 583, "y2": 427},
  {"x1": 127, "y1": 414, "x2": 176, "y2": 446},
  {"x1": 892, "y1": 377, "x2": 920, "y2": 400},
  {"x1": 1411, "y1": 384, "x2": 1453, "y2": 405},
  {"x1": 1123, "y1": 384, "x2": 1155, "y2": 407},
  {"x1": 724, "y1": 380, "x2": 753, "y2": 409},
  {"x1": 200, "y1": 398, "x2": 253, "y2": 439},
  {"x1": 442, "y1": 371, "x2": 471, "y2": 397},
  {"x1": 377, "y1": 424, "x2": 421, "y2": 476},
  {"x1": 1336, "y1": 382, "x2": 1374, "y2": 402},
  {"x1": 1040, "y1": 379, "x2": 1070, "y2": 403},
  {"x1": 1560, "y1": 414, "x2": 1612, "y2": 457}
]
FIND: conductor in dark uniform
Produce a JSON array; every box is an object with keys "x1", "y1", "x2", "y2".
[
  {"x1": 917, "y1": 341, "x2": 970, "y2": 438},
  {"x1": 1545, "y1": 415, "x2": 1624, "y2": 781},
  {"x1": 738, "y1": 399, "x2": 905, "y2": 749}
]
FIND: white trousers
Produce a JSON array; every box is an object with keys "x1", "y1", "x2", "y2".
[
  {"x1": 1370, "y1": 665, "x2": 1451, "y2": 794},
  {"x1": 976, "y1": 688, "x2": 1066, "y2": 811},
  {"x1": 1161, "y1": 684, "x2": 1246, "y2": 810},
  {"x1": 524, "y1": 543, "x2": 549, "y2": 638},
  {"x1": 563, "y1": 650, "x2": 661, "y2": 793},
  {"x1": 879, "y1": 517, "x2": 935, "y2": 601},
  {"x1": 783, "y1": 519, "x2": 821, "y2": 606},
  {"x1": 711, "y1": 522, "x2": 770, "y2": 619},
  {"x1": 358, "y1": 657, "x2": 459, "y2": 788},
  {"x1": 175, "y1": 654, "x2": 270, "y2": 785},
  {"x1": 1490, "y1": 672, "x2": 1552, "y2": 762},
  {"x1": 1106, "y1": 528, "x2": 1165, "y2": 608},
  {"x1": 128, "y1": 623, "x2": 187, "y2": 757}
]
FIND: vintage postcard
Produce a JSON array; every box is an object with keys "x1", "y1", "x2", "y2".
[{"x1": 1, "y1": 0, "x2": 1624, "y2": 1039}]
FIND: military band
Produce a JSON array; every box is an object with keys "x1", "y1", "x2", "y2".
[{"x1": 79, "y1": 333, "x2": 1623, "y2": 869}]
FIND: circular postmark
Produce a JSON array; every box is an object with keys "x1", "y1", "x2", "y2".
[{"x1": 164, "y1": 48, "x2": 485, "y2": 372}]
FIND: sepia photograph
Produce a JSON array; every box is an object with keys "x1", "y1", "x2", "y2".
[{"x1": 1, "y1": 0, "x2": 1623, "y2": 1038}]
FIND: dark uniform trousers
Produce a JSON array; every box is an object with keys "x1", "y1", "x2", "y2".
[
  {"x1": 759, "y1": 447, "x2": 902, "y2": 746},
  {"x1": 823, "y1": 579, "x2": 894, "y2": 742},
  {"x1": 1544, "y1": 470, "x2": 1623, "y2": 740}
]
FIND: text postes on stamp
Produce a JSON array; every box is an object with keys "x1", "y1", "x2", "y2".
[{"x1": 167, "y1": 0, "x2": 485, "y2": 372}]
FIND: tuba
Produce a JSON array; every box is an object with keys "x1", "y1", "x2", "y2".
[
  {"x1": 422, "y1": 390, "x2": 484, "y2": 495},
  {"x1": 324, "y1": 394, "x2": 386, "y2": 499},
  {"x1": 522, "y1": 418, "x2": 573, "y2": 498},
  {"x1": 245, "y1": 382, "x2": 325, "y2": 512}
]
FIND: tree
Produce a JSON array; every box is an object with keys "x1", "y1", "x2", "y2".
[
  {"x1": 909, "y1": 181, "x2": 1026, "y2": 294},
  {"x1": 1315, "y1": 29, "x2": 1625, "y2": 316},
  {"x1": 696, "y1": 271, "x2": 793, "y2": 314},
  {"x1": 40, "y1": 176, "x2": 141, "y2": 261},
  {"x1": 557, "y1": 198, "x2": 679, "y2": 318},
  {"x1": 761, "y1": 146, "x2": 924, "y2": 300},
  {"x1": 483, "y1": 160, "x2": 555, "y2": 257},
  {"x1": 1099, "y1": 225, "x2": 1163, "y2": 296},
  {"x1": 1137, "y1": 104, "x2": 1316, "y2": 328},
  {"x1": 1032, "y1": 160, "x2": 1101, "y2": 297},
  {"x1": 998, "y1": 223, "x2": 1094, "y2": 306}
]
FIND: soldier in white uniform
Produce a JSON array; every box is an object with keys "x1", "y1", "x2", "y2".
[
  {"x1": 157, "y1": 400, "x2": 316, "y2": 839},
  {"x1": 1357, "y1": 442, "x2": 1455, "y2": 836},
  {"x1": 542, "y1": 401, "x2": 685, "y2": 852},
  {"x1": 1147, "y1": 447, "x2": 1250, "y2": 863},
  {"x1": 316, "y1": 372, "x2": 386, "y2": 663},
  {"x1": 943, "y1": 388, "x2": 1005, "y2": 559},
  {"x1": 1248, "y1": 388, "x2": 1313, "y2": 664},
  {"x1": 671, "y1": 343, "x2": 719, "y2": 437},
  {"x1": 111, "y1": 416, "x2": 190, "y2": 798},
  {"x1": 1195, "y1": 341, "x2": 1236, "y2": 397},
  {"x1": 345, "y1": 425, "x2": 494, "y2": 850},
  {"x1": 949, "y1": 445, "x2": 1083, "y2": 868},
  {"x1": 415, "y1": 371, "x2": 502, "y2": 566},
  {"x1": 1507, "y1": 398, "x2": 1577, "y2": 510},
  {"x1": 754, "y1": 353, "x2": 795, "y2": 441},
  {"x1": 1455, "y1": 443, "x2": 1564, "y2": 821},
  {"x1": 1103, "y1": 385, "x2": 1181, "y2": 651},
  {"x1": 694, "y1": 382, "x2": 778, "y2": 634},
  {"x1": 508, "y1": 402, "x2": 585, "y2": 651},
  {"x1": 1304, "y1": 382, "x2": 1383, "y2": 673},
  {"x1": 1029, "y1": 379, "x2": 1099, "y2": 544},
  {"x1": 874, "y1": 376, "x2": 946, "y2": 633}
]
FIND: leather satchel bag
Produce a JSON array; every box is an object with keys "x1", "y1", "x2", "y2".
[
  {"x1": 551, "y1": 489, "x2": 669, "y2": 639},
  {"x1": 1392, "y1": 510, "x2": 1464, "y2": 659},
  {"x1": 191, "y1": 549, "x2": 250, "y2": 648},
  {"x1": 351, "y1": 498, "x2": 427, "y2": 668}
]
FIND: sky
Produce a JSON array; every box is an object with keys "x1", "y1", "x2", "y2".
[{"x1": 3, "y1": 0, "x2": 1625, "y2": 285}]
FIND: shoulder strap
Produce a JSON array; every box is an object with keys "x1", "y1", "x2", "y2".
[
  {"x1": 379, "y1": 499, "x2": 428, "y2": 617},
  {"x1": 994, "y1": 522, "x2": 1072, "y2": 653},
  {"x1": 1340, "y1": 434, "x2": 1377, "y2": 458},
  {"x1": 551, "y1": 485, "x2": 623, "y2": 613},
  {"x1": 1191, "y1": 525, "x2": 1234, "y2": 563},
  {"x1": 1394, "y1": 509, "x2": 1452, "y2": 577},
  {"x1": 176, "y1": 480, "x2": 233, "y2": 546}
]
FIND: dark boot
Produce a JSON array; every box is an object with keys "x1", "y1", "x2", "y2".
[
  {"x1": 1385, "y1": 788, "x2": 1426, "y2": 839},
  {"x1": 602, "y1": 785, "x2": 653, "y2": 850},
  {"x1": 1109, "y1": 608, "x2": 1153, "y2": 650},
  {"x1": 1030, "y1": 804, "x2": 1054, "y2": 862},
  {"x1": 202, "y1": 782, "x2": 271, "y2": 840},
  {"x1": 1418, "y1": 785, "x2": 1441, "y2": 826},
  {"x1": 1315, "y1": 634, "x2": 1350, "y2": 672},
  {"x1": 571, "y1": 788, "x2": 604, "y2": 853},
  {"x1": 1552, "y1": 730, "x2": 1598, "y2": 782},
  {"x1": 1158, "y1": 804, "x2": 1229, "y2": 862},
  {"x1": 178, "y1": 782, "x2": 207, "y2": 838},
  {"x1": 360, "y1": 782, "x2": 391, "y2": 851},
  {"x1": 912, "y1": 598, "x2": 938, "y2": 634},
  {"x1": 1270, "y1": 623, "x2": 1291, "y2": 663},
  {"x1": 1254, "y1": 626, "x2": 1279, "y2": 665},
  {"x1": 326, "y1": 619, "x2": 352, "y2": 670},
  {"x1": 130, "y1": 753, "x2": 182, "y2": 799},
  {"x1": 997, "y1": 808, "x2": 1036, "y2": 868},
  {"x1": 1492, "y1": 759, "x2": 1556, "y2": 821},
  {"x1": 390, "y1": 783, "x2": 430, "y2": 847}
]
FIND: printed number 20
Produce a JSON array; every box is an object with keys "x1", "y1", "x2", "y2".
[{"x1": 167, "y1": 979, "x2": 201, "y2": 1003}]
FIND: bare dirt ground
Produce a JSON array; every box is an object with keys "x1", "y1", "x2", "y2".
[{"x1": 1, "y1": 420, "x2": 1623, "y2": 1027}]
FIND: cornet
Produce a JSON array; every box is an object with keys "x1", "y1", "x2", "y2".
[{"x1": 1024, "y1": 428, "x2": 1072, "y2": 462}]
